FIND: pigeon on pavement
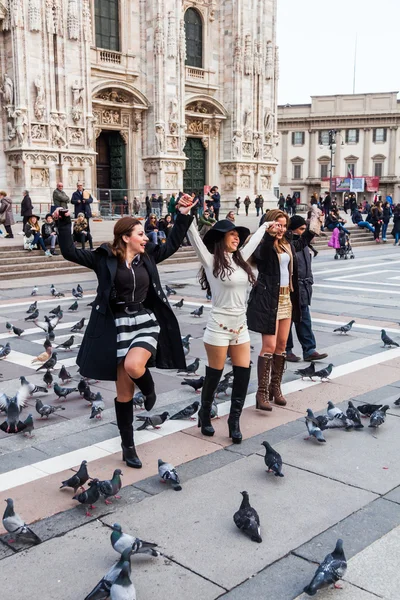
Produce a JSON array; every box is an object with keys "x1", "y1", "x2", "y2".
[
  {"x1": 0, "y1": 388, "x2": 28, "y2": 433},
  {"x1": 26, "y1": 300, "x2": 38, "y2": 313},
  {"x1": 22, "y1": 413, "x2": 35, "y2": 438},
  {"x1": 43, "y1": 337, "x2": 53, "y2": 350},
  {"x1": 0, "y1": 342, "x2": 11, "y2": 359},
  {"x1": 262, "y1": 441, "x2": 284, "y2": 477},
  {"x1": 182, "y1": 338, "x2": 191, "y2": 356},
  {"x1": 305, "y1": 409, "x2": 326, "y2": 443},
  {"x1": 43, "y1": 369, "x2": 53, "y2": 388},
  {"x1": 346, "y1": 401, "x2": 364, "y2": 429},
  {"x1": 60, "y1": 460, "x2": 90, "y2": 493},
  {"x1": 357, "y1": 403, "x2": 383, "y2": 417},
  {"x1": 84, "y1": 548, "x2": 133, "y2": 600},
  {"x1": 25, "y1": 309, "x2": 39, "y2": 321},
  {"x1": 31, "y1": 285, "x2": 38, "y2": 296},
  {"x1": 31, "y1": 348, "x2": 52, "y2": 364},
  {"x1": 132, "y1": 391, "x2": 145, "y2": 407},
  {"x1": 12, "y1": 326, "x2": 24, "y2": 337},
  {"x1": 110, "y1": 560, "x2": 136, "y2": 600},
  {"x1": 50, "y1": 284, "x2": 64, "y2": 297},
  {"x1": 34, "y1": 315, "x2": 60, "y2": 334},
  {"x1": 181, "y1": 334, "x2": 192, "y2": 345},
  {"x1": 69, "y1": 300, "x2": 79, "y2": 312},
  {"x1": 314, "y1": 363, "x2": 334, "y2": 381},
  {"x1": 215, "y1": 380, "x2": 232, "y2": 397},
  {"x1": 233, "y1": 491, "x2": 262, "y2": 543},
  {"x1": 90, "y1": 396, "x2": 105, "y2": 419},
  {"x1": 158, "y1": 458, "x2": 182, "y2": 491},
  {"x1": 58, "y1": 364, "x2": 72, "y2": 382},
  {"x1": 77, "y1": 284, "x2": 83, "y2": 294},
  {"x1": 381, "y1": 329, "x2": 399, "y2": 348},
  {"x1": 71, "y1": 317, "x2": 85, "y2": 332},
  {"x1": 56, "y1": 336, "x2": 75, "y2": 351},
  {"x1": 2, "y1": 498, "x2": 41, "y2": 545},
  {"x1": 170, "y1": 401, "x2": 199, "y2": 420},
  {"x1": 210, "y1": 399, "x2": 219, "y2": 419},
  {"x1": 191, "y1": 305, "x2": 204, "y2": 317},
  {"x1": 83, "y1": 387, "x2": 100, "y2": 405},
  {"x1": 19, "y1": 376, "x2": 48, "y2": 396},
  {"x1": 295, "y1": 362, "x2": 316, "y2": 380},
  {"x1": 78, "y1": 378, "x2": 90, "y2": 397},
  {"x1": 73, "y1": 479, "x2": 101, "y2": 516},
  {"x1": 99, "y1": 469, "x2": 123, "y2": 504},
  {"x1": 110, "y1": 523, "x2": 159, "y2": 556},
  {"x1": 35, "y1": 399, "x2": 65, "y2": 418},
  {"x1": 326, "y1": 401, "x2": 351, "y2": 428},
  {"x1": 394, "y1": 398, "x2": 400, "y2": 406},
  {"x1": 49, "y1": 304, "x2": 62, "y2": 316},
  {"x1": 369, "y1": 405, "x2": 389, "y2": 429},
  {"x1": 177, "y1": 357, "x2": 200, "y2": 375},
  {"x1": 72, "y1": 287, "x2": 83, "y2": 298},
  {"x1": 173, "y1": 298, "x2": 184, "y2": 309},
  {"x1": 165, "y1": 284, "x2": 176, "y2": 296},
  {"x1": 181, "y1": 376, "x2": 205, "y2": 393},
  {"x1": 333, "y1": 320, "x2": 355, "y2": 335},
  {"x1": 54, "y1": 382, "x2": 77, "y2": 400},
  {"x1": 136, "y1": 411, "x2": 169, "y2": 430},
  {"x1": 303, "y1": 539, "x2": 347, "y2": 596}
]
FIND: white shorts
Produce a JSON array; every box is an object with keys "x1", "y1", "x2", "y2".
[{"x1": 203, "y1": 312, "x2": 250, "y2": 346}]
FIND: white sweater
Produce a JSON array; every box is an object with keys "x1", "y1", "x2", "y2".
[{"x1": 187, "y1": 222, "x2": 268, "y2": 316}]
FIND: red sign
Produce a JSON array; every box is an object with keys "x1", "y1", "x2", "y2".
[{"x1": 365, "y1": 177, "x2": 380, "y2": 192}]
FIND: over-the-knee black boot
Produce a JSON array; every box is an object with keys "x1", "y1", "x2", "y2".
[
  {"x1": 114, "y1": 398, "x2": 142, "y2": 468},
  {"x1": 228, "y1": 365, "x2": 251, "y2": 444},
  {"x1": 198, "y1": 366, "x2": 223, "y2": 436},
  {"x1": 130, "y1": 368, "x2": 156, "y2": 411}
]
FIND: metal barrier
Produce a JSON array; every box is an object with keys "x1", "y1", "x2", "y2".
[{"x1": 95, "y1": 189, "x2": 178, "y2": 220}]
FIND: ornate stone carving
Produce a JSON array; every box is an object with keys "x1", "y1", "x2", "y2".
[
  {"x1": 132, "y1": 110, "x2": 142, "y2": 132},
  {"x1": 102, "y1": 110, "x2": 120, "y2": 125},
  {"x1": 154, "y1": 14, "x2": 164, "y2": 56},
  {"x1": 264, "y1": 110, "x2": 274, "y2": 142},
  {"x1": 155, "y1": 123, "x2": 165, "y2": 153},
  {"x1": 82, "y1": 0, "x2": 91, "y2": 42},
  {"x1": 210, "y1": 120, "x2": 221, "y2": 138},
  {"x1": 242, "y1": 142, "x2": 253, "y2": 157},
  {"x1": 12, "y1": 0, "x2": 24, "y2": 28},
  {"x1": 232, "y1": 131, "x2": 241, "y2": 158},
  {"x1": 68, "y1": 169, "x2": 84, "y2": 186},
  {"x1": 24, "y1": 152, "x2": 58, "y2": 164},
  {"x1": 265, "y1": 41, "x2": 273, "y2": 80},
  {"x1": 31, "y1": 168, "x2": 50, "y2": 187},
  {"x1": 31, "y1": 123, "x2": 48, "y2": 140},
  {"x1": 244, "y1": 34, "x2": 253, "y2": 76},
  {"x1": 165, "y1": 173, "x2": 178, "y2": 189},
  {"x1": 28, "y1": 0, "x2": 41, "y2": 31},
  {"x1": 274, "y1": 46, "x2": 280, "y2": 80},
  {"x1": 169, "y1": 96, "x2": 179, "y2": 121},
  {"x1": 11, "y1": 109, "x2": 28, "y2": 145},
  {"x1": 34, "y1": 76, "x2": 46, "y2": 121},
  {"x1": 71, "y1": 80, "x2": 84, "y2": 122},
  {"x1": 46, "y1": 0, "x2": 55, "y2": 33},
  {"x1": 260, "y1": 175, "x2": 272, "y2": 189},
  {"x1": 233, "y1": 35, "x2": 243, "y2": 73},
  {"x1": 50, "y1": 113, "x2": 67, "y2": 147},
  {"x1": 167, "y1": 136, "x2": 178, "y2": 150},
  {"x1": 94, "y1": 127, "x2": 101, "y2": 139},
  {"x1": 0, "y1": 73, "x2": 14, "y2": 107},
  {"x1": 69, "y1": 127, "x2": 84, "y2": 144},
  {"x1": 254, "y1": 42, "x2": 263, "y2": 75},
  {"x1": 187, "y1": 101, "x2": 209, "y2": 114},
  {"x1": 263, "y1": 144, "x2": 272, "y2": 160},
  {"x1": 179, "y1": 18, "x2": 186, "y2": 61},
  {"x1": 119, "y1": 130, "x2": 129, "y2": 145},
  {"x1": 67, "y1": 0, "x2": 79, "y2": 40},
  {"x1": 240, "y1": 174, "x2": 250, "y2": 187},
  {"x1": 167, "y1": 11, "x2": 176, "y2": 59},
  {"x1": 94, "y1": 88, "x2": 133, "y2": 104},
  {"x1": 200, "y1": 137, "x2": 208, "y2": 149},
  {"x1": 187, "y1": 119, "x2": 205, "y2": 135},
  {"x1": 122, "y1": 114, "x2": 129, "y2": 127},
  {"x1": 54, "y1": 0, "x2": 64, "y2": 36},
  {"x1": 86, "y1": 116, "x2": 95, "y2": 146},
  {"x1": 253, "y1": 132, "x2": 261, "y2": 158}
]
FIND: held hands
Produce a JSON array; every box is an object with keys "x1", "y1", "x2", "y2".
[
  {"x1": 265, "y1": 221, "x2": 282, "y2": 234},
  {"x1": 176, "y1": 194, "x2": 198, "y2": 215},
  {"x1": 52, "y1": 208, "x2": 70, "y2": 220}
]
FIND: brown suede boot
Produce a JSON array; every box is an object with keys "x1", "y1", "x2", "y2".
[
  {"x1": 255, "y1": 354, "x2": 273, "y2": 411},
  {"x1": 270, "y1": 353, "x2": 287, "y2": 406}
]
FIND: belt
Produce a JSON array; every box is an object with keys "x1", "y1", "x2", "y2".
[
  {"x1": 279, "y1": 286, "x2": 290, "y2": 295},
  {"x1": 113, "y1": 301, "x2": 144, "y2": 315}
]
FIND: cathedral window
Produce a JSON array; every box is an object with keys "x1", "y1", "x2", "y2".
[
  {"x1": 95, "y1": 0, "x2": 120, "y2": 51},
  {"x1": 185, "y1": 8, "x2": 203, "y2": 68}
]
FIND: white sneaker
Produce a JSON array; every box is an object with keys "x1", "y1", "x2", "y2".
[{"x1": 45, "y1": 250, "x2": 52, "y2": 257}]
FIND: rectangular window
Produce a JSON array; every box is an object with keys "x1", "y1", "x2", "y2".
[
  {"x1": 346, "y1": 129, "x2": 359, "y2": 144},
  {"x1": 291, "y1": 131, "x2": 305, "y2": 146},
  {"x1": 95, "y1": 0, "x2": 120, "y2": 51},
  {"x1": 320, "y1": 164, "x2": 329, "y2": 179},
  {"x1": 318, "y1": 130, "x2": 330, "y2": 145},
  {"x1": 374, "y1": 162, "x2": 383, "y2": 177},
  {"x1": 293, "y1": 164, "x2": 302, "y2": 179},
  {"x1": 373, "y1": 128, "x2": 387, "y2": 143},
  {"x1": 346, "y1": 163, "x2": 356, "y2": 177}
]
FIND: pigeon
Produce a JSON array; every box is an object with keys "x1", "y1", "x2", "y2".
[
  {"x1": 69, "y1": 300, "x2": 79, "y2": 311},
  {"x1": 22, "y1": 413, "x2": 35, "y2": 438},
  {"x1": 49, "y1": 304, "x2": 62, "y2": 316},
  {"x1": 327, "y1": 401, "x2": 347, "y2": 422},
  {"x1": 262, "y1": 441, "x2": 284, "y2": 477},
  {"x1": 303, "y1": 539, "x2": 347, "y2": 596},
  {"x1": 34, "y1": 315, "x2": 59, "y2": 334},
  {"x1": 36, "y1": 398, "x2": 66, "y2": 418},
  {"x1": 84, "y1": 548, "x2": 133, "y2": 600},
  {"x1": 43, "y1": 369, "x2": 54, "y2": 388},
  {"x1": 0, "y1": 388, "x2": 28, "y2": 433},
  {"x1": 233, "y1": 491, "x2": 262, "y2": 543},
  {"x1": 2, "y1": 498, "x2": 41, "y2": 545},
  {"x1": 73, "y1": 479, "x2": 101, "y2": 516},
  {"x1": 182, "y1": 338, "x2": 191, "y2": 356},
  {"x1": 181, "y1": 376, "x2": 205, "y2": 393},
  {"x1": 77, "y1": 284, "x2": 83, "y2": 294},
  {"x1": 210, "y1": 399, "x2": 219, "y2": 419},
  {"x1": 19, "y1": 376, "x2": 48, "y2": 396},
  {"x1": 43, "y1": 337, "x2": 53, "y2": 350},
  {"x1": 215, "y1": 380, "x2": 232, "y2": 397},
  {"x1": 12, "y1": 325, "x2": 24, "y2": 337},
  {"x1": 295, "y1": 362, "x2": 316, "y2": 380},
  {"x1": 369, "y1": 405, "x2": 389, "y2": 429},
  {"x1": 90, "y1": 395, "x2": 105, "y2": 419},
  {"x1": 136, "y1": 411, "x2": 169, "y2": 430},
  {"x1": 31, "y1": 348, "x2": 52, "y2": 364},
  {"x1": 54, "y1": 382, "x2": 77, "y2": 400},
  {"x1": 110, "y1": 561, "x2": 136, "y2": 600},
  {"x1": 326, "y1": 401, "x2": 353, "y2": 430},
  {"x1": 313, "y1": 414, "x2": 330, "y2": 431},
  {"x1": 357, "y1": 403, "x2": 383, "y2": 417},
  {"x1": 132, "y1": 391, "x2": 145, "y2": 407},
  {"x1": 173, "y1": 298, "x2": 184, "y2": 309},
  {"x1": 72, "y1": 287, "x2": 83, "y2": 298},
  {"x1": 381, "y1": 329, "x2": 399, "y2": 348},
  {"x1": 314, "y1": 363, "x2": 334, "y2": 381},
  {"x1": 26, "y1": 300, "x2": 38, "y2": 313},
  {"x1": 346, "y1": 401, "x2": 364, "y2": 429},
  {"x1": 56, "y1": 336, "x2": 75, "y2": 351},
  {"x1": 0, "y1": 342, "x2": 11, "y2": 359},
  {"x1": 36, "y1": 352, "x2": 58, "y2": 372},
  {"x1": 99, "y1": 469, "x2": 123, "y2": 504},
  {"x1": 83, "y1": 387, "x2": 100, "y2": 405},
  {"x1": 31, "y1": 285, "x2": 38, "y2": 296},
  {"x1": 305, "y1": 408, "x2": 326, "y2": 443},
  {"x1": 181, "y1": 334, "x2": 192, "y2": 345},
  {"x1": 58, "y1": 364, "x2": 72, "y2": 382},
  {"x1": 394, "y1": 398, "x2": 400, "y2": 406},
  {"x1": 158, "y1": 458, "x2": 182, "y2": 491},
  {"x1": 60, "y1": 460, "x2": 90, "y2": 493},
  {"x1": 50, "y1": 284, "x2": 64, "y2": 297},
  {"x1": 177, "y1": 357, "x2": 200, "y2": 375},
  {"x1": 78, "y1": 378, "x2": 90, "y2": 397},
  {"x1": 191, "y1": 305, "x2": 204, "y2": 317},
  {"x1": 333, "y1": 320, "x2": 355, "y2": 334},
  {"x1": 71, "y1": 317, "x2": 85, "y2": 332},
  {"x1": 170, "y1": 401, "x2": 199, "y2": 420},
  {"x1": 110, "y1": 523, "x2": 159, "y2": 556},
  {"x1": 25, "y1": 309, "x2": 39, "y2": 321},
  {"x1": 165, "y1": 284, "x2": 176, "y2": 296}
]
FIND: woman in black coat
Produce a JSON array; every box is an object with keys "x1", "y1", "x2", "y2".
[
  {"x1": 21, "y1": 190, "x2": 33, "y2": 231},
  {"x1": 247, "y1": 209, "x2": 314, "y2": 411},
  {"x1": 53, "y1": 197, "x2": 194, "y2": 469}
]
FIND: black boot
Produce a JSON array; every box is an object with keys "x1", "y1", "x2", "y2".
[
  {"x1": 198, "y1": 366, "x2": 223, "y2": 436},
  {"x1": 114, "y1": 398, "x2": 142, "y2": 468},
  {"x1": 228, "y1": 365, "x2": 251, "y2": 444},
  {"x1": 130, "y1": 368, "x2": 156, "y2": 411}
]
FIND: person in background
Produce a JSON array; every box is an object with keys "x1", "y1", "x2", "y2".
[
  {"x1": 133, "y1": 196, "x2": 140, "y2": 215},
  {"x1": 158, "y1": 214, "x2": 174, "y2": 239},
  {"x1": 255, "y1": 194, "x2": 262, "y2": 217},
  {"x1": 343, "y1": 195, "x2": 350, "y2": 214},
  {"x1": 285, "y1": 194, "x2": 292, "y2": 216},
  {"x1": 278, "y1": 193, "x2": 285, "y2": 210},
  {"x1": 370, "y1": 202, "x2": 383, "y2": 243},
  {"x1": 24, "y1": 215, "x2": 52, "y2": 255},
  {"x1": 190, "y1": 192, "x2": 199, "y2": 224},
  {"x1": 71, "y1": 183, "x2": 93, "y2": 230},
  {"x1": 322, "y1": 191, "x2": 331, "y2": 217},
  {"x1": 73, "y1": 212, "x2": 94, "y2": 250},
  {"x1": 386, "y1": 194, "x2": 393, "y2": 206},
  {"x1": 381, "y1": 201, "x2": 392, "y2": 242},
  {"x1": 210, "y1": 186, "x2": 221, "y2": 220},
  {"x1": 168, "y1": 193, "x2": 177, "y2": 220},
  {"x1": 0, "y1": 191, "x2": 14, "y2": 238},
  {"x1": 349, "y1": 194, "x2": 357, "y2": 213},
  {"x1": 235, "y1": 197, "x2": 241, "y2": 215},
  {"x1": 145, "y1": 196, "x2": 151, "y2": 218},
  {"x1": 285, "y1": 215, "x2": 328, "y2": 363},
  {"x1": 41, "y1": 213, "x2": 59, "y2": 255},
  {"x1": 157, "y1": 194, "x2": 164, "y2": 214},
  {"x1": 363, "y1": 199, "x2": 371, "y2": 215},
  {"x1": 226, "y1": 211, "x2": 236, "y2": 223},
  {"x1": 392, "y1": 204, "x2": 400, "y2": 245},
  {"x1": 291, "y1": 194, "x2": 297, "y2": 216},
  {"x1": 21, "y1": 190, "x2": 33, "y2": 231},
  {"x1": 325, "y1": 208, "x2": 350, "y2": 234},
  {"x1": 198, "y1": 208, "x2": 216, "y2": 239},
  {"x1": 351, "y1": 207, "x2": 375, "y2": 234},
  {"x1": 52, "y1": 182, "x2": 69, "y2": 212},
  {"x1": 123, "y1": 196, "x2": 129, "y2": 215},
  {"x1": 145, "y1": 213, "x2": 162, "y2": 245},
  {"x1": 243, "y1": 196, "x2": 251, "y2": 216}
]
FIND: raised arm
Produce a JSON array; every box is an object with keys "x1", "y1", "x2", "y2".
[
  {"x1": 291, "y1": 227, "x2": 315, "y2": 252},
  {"x1": 187, "y1": 221, "x2": 213, "y2": 268},
  {"x1": 146, "y1": 212, "x2": 193, "y2": 264},
  {"x1": 56, "y1": 213, "x2": 98, "y2": 271},
  {"x1": 241, "y1": 222, "x2": 268, "y2": 261}
]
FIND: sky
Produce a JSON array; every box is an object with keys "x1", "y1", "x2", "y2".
[{"x1": 277, "y1": 0, "x2": 400, "y2": 105}]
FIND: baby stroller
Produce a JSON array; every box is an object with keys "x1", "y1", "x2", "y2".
[{"x1": 335, "y1": 229, "x2": 355, "y2": 260}]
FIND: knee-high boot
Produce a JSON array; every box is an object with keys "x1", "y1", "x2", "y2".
[
  {"x1": 270, "y1": 353, "x2": 287, "y2": 406},
  {"x1": 255, "y1": 354, "x2": 273, "y2": 411},
  {"x1": 114, "y1": 398, "x2": 142, "y2": 468},
  {"x1": 130, "y1": 368, "x2": 156, "y2": 411},
  {"x1": 198, "y1": 366, "x2": 223, "y2": 436},
  {"x1": 228, "y1": 365, "x2": 251, "y2": 444}
]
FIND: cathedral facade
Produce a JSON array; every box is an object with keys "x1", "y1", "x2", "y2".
[{"x1": 0, "y1": 0, "x2": 278, "y2": 209}]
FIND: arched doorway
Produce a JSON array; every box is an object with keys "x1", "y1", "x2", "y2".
[
  {"x1": 183, "y1": 137, "x2": 206, "y2": 194},
  {"x1": 96, "y1": 130, "x2": 126, "y2": 203}
]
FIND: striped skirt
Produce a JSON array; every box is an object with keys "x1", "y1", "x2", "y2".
[{"x1": 115, "y1": 308, "x2": 160, "y2": 362}]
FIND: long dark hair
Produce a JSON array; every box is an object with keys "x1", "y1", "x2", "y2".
[
  {"x1": 199, "y1": 237, "x2": 255, "y2": 295},
  {"x1": 109, "y1": 216, "x2": 143, "y2": 262}
]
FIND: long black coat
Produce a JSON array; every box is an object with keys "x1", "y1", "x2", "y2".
[
  {"x1": 57, "y1": 212, "x2": 193, "y2": 381},
  {"x1": 292, "y1": 233, "x2": 313, "y2": 306},
  {"x1": 21, "y1": 194, "x2": 33, "y2": 217},
  {"x1": 247, "y1": 229, "x2": 314, "y2": 335}
]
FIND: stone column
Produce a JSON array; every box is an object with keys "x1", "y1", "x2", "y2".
[
  {"x1": 389, "y1": 127, "x2": 397, "y2": 176},
  {"x1": 280, "y1": 130, "x2": 289, "y2": 183},
  {"x1": 362, "y1": 128, "x2": 371, "y2": 176},
  {"x1": 308, "y1": 130, "x2": 316, "y2": 178}
]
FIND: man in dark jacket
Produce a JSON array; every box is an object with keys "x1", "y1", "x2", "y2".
[
  {"x1": 285, "y1": 215, "x2": 328, "y2": 362},
  {"x1": 52, "y1": 182, "x2": 69, "y2": 211},
  {"x1": 210, "y1": 186, "x2": 221, "y2": 220},
  {"x1": 323, "y1": 191, "x2": 331, "y2": 217},
  {"x1": 21, "y1": 190, "x2": 33, "y2": 231},
  {"x1": 71, "y1": 182, "x2": 93, "y2": 228}
]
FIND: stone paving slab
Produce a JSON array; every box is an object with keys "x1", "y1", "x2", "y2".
[
  {"x1": 275, "y1": 414, "x2": 400, "y2": 495},
  {"x1": 102, "y1": 457, "x2": 376, "y2": 590},
  {"x1": 0, "y1": 446, "x2": 49, "y2": 474},
  {"x1": 383, "y1": 486, "x2": 400, "y2": 505},
  {"x1": 32, "y1": 422, "x2": 119, "y2": 458},
  {"x1": 295, "y1": 581, "x2": 382, "y2": 599},
  {"x1": 226, "y1": 418, "x2": 305, "y2": 457}
]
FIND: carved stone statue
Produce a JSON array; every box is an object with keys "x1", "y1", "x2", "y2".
[
  {"x1": 265, "y1": 40, "x2": 273, "y2": 80},
  {"x1": 244, "y1": 35, "x2": 253, "y2": 76},
  {"x1": 0, "y1": 73, "x2": 14, "y2": 106},
  {"x1": 13, "y1": 110, "x2": 28, "y2": 145},
  {"x1": 234, "y1": 35, "x2": 243, "y2": 73},
  {"x1": 50, "y1": 112, "x2": 67, "y2": 147},
  {"x1": 154, "y1": 14, "x2": 164, "y2": 55},
  {"x1": 253, "y1": 132, "x2": 261, "y2": 158},
  {"x1": 232, "y1": 131, "x2": 242, "y2": 158},
  {"x1": 155, "y1": 124, "x2": 165, "y2": 153},
  {"x1": 169, "y1": 96, "x2": 178, "y2": 122},
  {"x1": 71, "y1": 80, "x2": 83, "y2": 123},
  {"x1": 34, "y1": 76, "x2": 46, "y2": 120}
]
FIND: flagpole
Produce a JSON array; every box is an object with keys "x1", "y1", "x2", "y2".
[{"x1": 353, "y1": 35, "x2": 357, "y2": 94}]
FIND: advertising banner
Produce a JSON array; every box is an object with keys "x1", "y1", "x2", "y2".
[
  {"x1": 335, "y1": 177, "x2": 351, "y2": 192},
  {"x1": 350, "y1": 178, "x2": 365, "y2": 193},
  {"x1": 365, "y1": 177, "x2": 380, "y2": 192}
]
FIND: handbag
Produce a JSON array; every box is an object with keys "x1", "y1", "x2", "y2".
[
  {"x1": 0, "y1": 212, "x2": 5, "y2": 224},
  {"x1": 23, "y1": 235, "x2": 34, "y2": 250}
]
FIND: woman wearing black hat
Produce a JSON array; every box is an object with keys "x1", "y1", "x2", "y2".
[{"x1": 187, "y1": 218, "x2": 269, "y2": 443}]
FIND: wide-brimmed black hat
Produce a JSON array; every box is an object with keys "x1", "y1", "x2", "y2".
[{"x1": 203, "y1": 219, "x2": 250, "y2": 253}]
